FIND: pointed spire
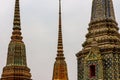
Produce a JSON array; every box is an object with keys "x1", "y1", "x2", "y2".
[
  {"x1": 6, "y1": 0, "x2": 26, "y2": 66},
  {"x1": 91, "y1": 0, "x2": 115, "y2": 21},
  {"x1": 1, "y1": 0, "x2": 32, "y2": 79},
  {"x1": 52, "y1": 0, "x2": 69, "y2": 80},
  {"x1": 11, "y1": 0, "x2": 22, "y2": 42},
  {"x1": 56, "y1": 0, "x2": 64, "y2": 59},
  {"x1": 13, "y1": 0, "x2": 21, "y2": 29}
]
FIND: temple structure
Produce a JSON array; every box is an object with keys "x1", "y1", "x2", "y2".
[
  {"x1": 0, "y1": 0, "x2": 32, "y2": 80},
  {"x1": 76, "y1": 0, "x2": 120, "y2": 80},
  {"x1": 52, "y1": 0, "x2": 69, "y2": 80}
]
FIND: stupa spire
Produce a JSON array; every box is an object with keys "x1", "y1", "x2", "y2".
[
  {"x1": 13, "y1": 0, "x2": 21, "y2": 29},
  {"x1": 0, "y1": 0, "x2": 32, "y2": 79},
  {"x1": 52, "y1": 0, "x2": 69, "y2": 80},
  {"x1": 8, "y1": 0, "x2": 24, "y2": 67},
  {"x1": 56, "y1": 0, "x2": 64, "y2": 59},
  {"x1": 11, "y1": 0, "x2": 22, "y2": 42}
]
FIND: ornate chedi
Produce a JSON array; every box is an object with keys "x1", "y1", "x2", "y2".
[
  {"x1": 76, "y1": 0, "x2": 120, "y2": 80},
  {"x1": 1, "y1": 0, "x2": 32, "y2": 80},
  {"x1": 52, "y1": 0, "x2": 69, "y2": 80}
]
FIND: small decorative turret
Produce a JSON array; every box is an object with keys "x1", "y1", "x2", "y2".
[{"x1": 52, "y1": 0, "x2": 69, "y2": 80}]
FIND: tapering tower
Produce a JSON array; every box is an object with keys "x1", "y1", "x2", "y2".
[
  {"x1": 1, "y1": 0, "x2": 32, "y2": 80},
  {"x1": 76, "y1": 0, "x2": 120, "y2": 80},
  {"x1": 52, "y1": 0, "x2": 69, "y2": 80}
]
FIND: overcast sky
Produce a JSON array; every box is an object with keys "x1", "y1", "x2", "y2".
[{"x1": 0, "y1": 0, "x2": 120, "y2": 80}]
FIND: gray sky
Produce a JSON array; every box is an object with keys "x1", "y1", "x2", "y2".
[{"x1": 0, "y1": 0, "x2": 120, "y2": 80}]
